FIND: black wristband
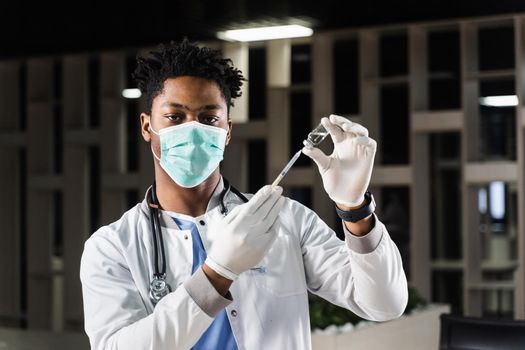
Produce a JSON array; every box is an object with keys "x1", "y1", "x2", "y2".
[{"x1": 335, "y1": 191, "x2": 376, "y2": 223}]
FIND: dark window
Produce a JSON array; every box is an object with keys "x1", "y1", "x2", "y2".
[
  {"x1": 248, "y1": 47, "x2": 267, "y2": 120},
  {"x1": 18, "y1": 64, "x2": 27, "y2": 130},
  {"x1": 52, "y1": 59, "x2": 63, "y2": 174},
  {"x1": 89, "y1": 146, "x2": 100, "y2": 233},
  {"x1": 125, "y1": 55, "x2": 140, "y2": 172},
  {"x1": 381, "y1": 187, "x2": 410, "y2": 279},
  {"x1": 333, "y1": 39, "x2": 359, "y2": 115},
  {"x1": 53, "y1": 60, "x2": 63, "y2": 101},
  {"x1": 431, "y1": 132, "x2": 461, "y2": 160},
  {"x1": 430, "y1": 133, "x2": 462, "y2": 260},
  {"x1": 428, "y1": 30, "x2": 461, "y2": 110},
  {"x1": 126, "y1": 99, "x2": 139, "y2": 172},
  {"x1": 479, "y1": 79, "x2": 516, "y2": 161},
  {"x1": 53, "y1": 104, "x2": 63, "y2": 174},
  {"x1": 379, "y1": 33, "x2": 408, "y2": 77},
  {"x1": 290, "y1": 91, "x2": 312, "y2": 167},
  {"x1": 19, "y1": 149, "x2": 27, "y2": 327},
  {"x1": 248, "y1": 140, "x2": 266, "y2": 194},
  {"x1": 291, "y1": 44, "x2": 311, "y2": 84},
  {"x1": 428, "y1": 30, "x2": 460, "y2": 73},
  {"x1": 479, "y1": 26, "x2": 514, "y2": 71},
  {"x1": 429, "y1": 79, "x2": 461, "y2": 110},
  {"x1": 88, "y1": 56, "x2": 100, "y2": 128},
  {"x1": 432, "y1": 271, "x2": 463, "y2": 315},
  {"x1": 53, "y1": 191, "x2": 63, "y2": 257},
  {"x1": 380, "y1": 85, "x2": 409, "y2": 164},
  {"x1": 126, "y1": 55, "x2": 137, "y2": 89}
]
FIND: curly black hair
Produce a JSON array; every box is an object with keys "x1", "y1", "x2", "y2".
[{"x1": 132, "y1": 37, "x2": 245, "y2": 114}]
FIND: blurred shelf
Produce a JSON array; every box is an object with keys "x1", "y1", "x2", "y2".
[
  {"x1": 481, "y1": 260, "x2": 518, "y2": 271},
  {"x1": 411, "y1": 110, "x2": 463, "y2": 132},
  {"x1": 371, "y1": 165, "x2": 412, "y2": 186},
  {"x1": 464, "y1": 69, "x2": 516, "y2": 80},
  {"x1": 230, "y1": 120, "x2": 267, "y2": 140},
  {"x1": 464, "y1": 161, "x2": 517, "y2": 183},
  {"x1": 428, "y1": 71, "x2": 459, "y2": 80},
  {"x1": 431, "y1": 260, "x2": 463, "y2": 270},
  {"x1": 467, "y1": 281, "x2": 515, "y2": 291},
  {"x1": 363, "y1": 75, "x2": 409, "y2": 86},
  {"x1": 431, "y1": 260, "x2": 518, "y2": 271},
  {"x1": 289, "y1": 83, "x2": 312, "y2": 92}
]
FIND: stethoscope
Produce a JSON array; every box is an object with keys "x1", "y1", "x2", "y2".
[{"x1": 147, "y1": 178, "x2": 249, "y2": 305}]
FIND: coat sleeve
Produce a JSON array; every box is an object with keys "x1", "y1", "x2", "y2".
[
  {"x1": 80, "y1": 231, "x2": 231, "y2": 350},
  {"x1": 295, "y1": 200, "x2": 408, "y2": 322}
]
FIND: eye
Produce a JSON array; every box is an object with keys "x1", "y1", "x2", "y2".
[
  {"x1": 201, "y1": 115, "x2": 219, "y2": 125},
  {"x1": 166, "y1": 114, "x2": 184, "y2": 123}
]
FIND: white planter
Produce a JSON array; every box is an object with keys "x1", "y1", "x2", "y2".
[{"x1": 311, "y1": 304, "x2": 451, "y2": 350}]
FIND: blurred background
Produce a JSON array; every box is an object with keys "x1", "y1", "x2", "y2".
[{"x1": 2, "y1": 0, "x2": 525, "y2": 348}]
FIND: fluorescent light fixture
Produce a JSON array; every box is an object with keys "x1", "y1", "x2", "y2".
[
  {"x1": 122, "y1": 88, "x2": 141, "y2": 99},
  {"x1": 489, "y1": 181, "x2": 505, "y2": 220},
  {"x1": 217, "y1": 24, "x2": 313, "y2": 42},
  {"x1": 478, "y1": 188, "x2": 487, "y2": 214},
  {"x1": 479, "y1": 95, "x2": 518, "y2": 107}
]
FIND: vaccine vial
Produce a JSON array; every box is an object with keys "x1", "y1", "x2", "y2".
[{"x1": 303, "y1": 121, "x2": 329, "y2": 148}]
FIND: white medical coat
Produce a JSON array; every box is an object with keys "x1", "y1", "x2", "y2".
[{"x1": 80, "y1": 181, "x2": 408, "y2": 350}]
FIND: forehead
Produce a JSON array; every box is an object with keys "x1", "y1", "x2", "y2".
[{"x1": 152, "y1": 76, "x2": 226, "y2": 109}]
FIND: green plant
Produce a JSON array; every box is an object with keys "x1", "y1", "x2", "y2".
[{"x1": 309, "y1": 286, "x2": 427, "y2": 330}]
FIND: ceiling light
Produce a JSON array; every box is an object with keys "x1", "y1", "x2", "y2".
[
  {"x1": 217, "y1": 24, "x2": 313, "y2": 42},
  {"x1": 489, "y1": 181, "x2": 505, "y2": 220},
  {"x1": 479, "y1": 95, "x2": 518, "y2": 107},
  {"x1": 122, "y1": 88, "x2": 141, "y2": 99},
  {"x1": 478, "y1": 188, "x2": 487, "y2": 214}
]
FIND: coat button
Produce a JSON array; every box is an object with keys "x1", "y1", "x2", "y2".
[
  {"x1": 231, "y1": 309, "x2": 237, "y2": 317},
  {"x1": 199, "y1": 220, "x2": 206, "y2": 226},
  {"x1": 184, "y1": 235, "x2": 188, "y2": 240}
]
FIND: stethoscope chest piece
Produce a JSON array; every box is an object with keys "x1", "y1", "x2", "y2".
[{"x1": 149, "y1": 274, "x2": 172, "y2": 305}]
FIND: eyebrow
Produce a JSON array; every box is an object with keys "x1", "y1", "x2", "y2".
[{"x1": 160, "y1": 102, "x2": 222, "y2": 111}]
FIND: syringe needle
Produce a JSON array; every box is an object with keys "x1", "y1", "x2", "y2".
[{"x1": 271, "y1": 150, "x2": 302, "y2": 187}]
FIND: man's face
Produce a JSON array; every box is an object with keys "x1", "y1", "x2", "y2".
[{"x1": 141, "y1": 76, "x2": 232, "y2": 154}]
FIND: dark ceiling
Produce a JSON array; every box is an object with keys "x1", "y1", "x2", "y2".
[{"x1": 2, "y1": 0, "x2": 525, "y2": 59}]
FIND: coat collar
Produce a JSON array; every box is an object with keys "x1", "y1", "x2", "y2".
[{"x1": 139, "y1": 177, "x2": 226, "y2": 229}]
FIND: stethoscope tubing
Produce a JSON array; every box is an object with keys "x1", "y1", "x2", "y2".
[{"x1": 147, "y1": 178, "x2": 248, "y2": 305}]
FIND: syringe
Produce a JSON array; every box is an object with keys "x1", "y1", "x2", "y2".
[
  {"x1": 270, "y1": 119, "x2": 331, "y2": 187},
  {"x1": 271, "y1": 149, "x2": 302, "y2": 187}
]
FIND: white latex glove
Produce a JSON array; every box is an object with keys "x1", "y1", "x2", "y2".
[
  {"x1": 302, "y1": 114, "x2": 376, "y2": 207},
  {"x1": 205, "y1": 185, "x2": 284, "y2": 280}
]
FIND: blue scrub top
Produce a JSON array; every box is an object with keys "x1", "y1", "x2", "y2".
[{"x1": 172, "y1": 217, "x2": 238, "y2": 350}]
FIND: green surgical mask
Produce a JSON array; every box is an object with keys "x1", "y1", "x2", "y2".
[{"x1": 150, "y1": 120, "x2": 227, "y2": 188}]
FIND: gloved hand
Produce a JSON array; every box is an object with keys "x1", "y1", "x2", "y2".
[
  {"x1": 205, "y1": 185, "x2": 284, "y2": 280},
  {"x1": 302, "y1": 114, "x2": 376, "y2": 208}
]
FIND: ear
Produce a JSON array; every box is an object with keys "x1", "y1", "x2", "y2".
[
  {"x1": 225, "y1": 119, "x2": 232, "y2": 146},
  {"x1": 140, "y1": 113, "x2": 152, "y2": 142}
]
